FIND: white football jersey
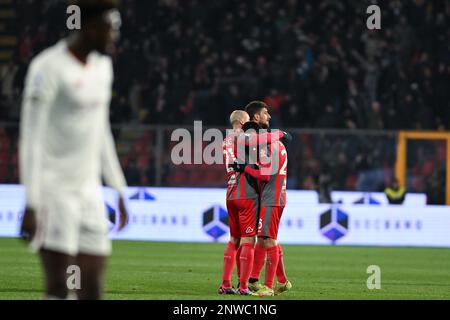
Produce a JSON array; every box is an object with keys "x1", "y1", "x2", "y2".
[{"x1": 19, "y1": 40, "x2": 127, "y2": 209}]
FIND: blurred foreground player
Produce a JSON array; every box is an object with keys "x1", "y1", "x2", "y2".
[
  {"x1": 245, "y1": 101, "x2": 292, "y2": 296},
  {"x1": 19, "y1": 0, "x2": 128, "y2": 300}
]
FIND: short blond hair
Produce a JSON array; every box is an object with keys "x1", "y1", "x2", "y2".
[{"x1": 229, "y1": 110, "x2": 249, "y2": 126}]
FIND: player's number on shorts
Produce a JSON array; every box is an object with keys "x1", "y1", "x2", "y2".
[{"x1": 279, "y1": 149, "x2": 287, "y2": 175}]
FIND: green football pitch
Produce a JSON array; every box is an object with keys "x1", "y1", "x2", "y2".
[{"x1": 0, "y1": 238, "x2": 449, "y2": 300}]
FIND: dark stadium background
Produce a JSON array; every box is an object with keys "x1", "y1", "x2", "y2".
[{"x1": 0, "y1": 0, "x2": 449, "y2": 204}]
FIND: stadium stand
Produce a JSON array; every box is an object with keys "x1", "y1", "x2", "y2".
[{"x1": 0, "y1": 0, "x2": 448, "y2": 204}]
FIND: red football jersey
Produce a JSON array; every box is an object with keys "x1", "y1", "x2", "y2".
[
  {"x1": 223, "y1": 131, "x2": 258, "y2": 200},
  {"x1": 245, "y1": 140, "x2": 287, "y2": 206},
  {"x1": 223, "y1": 130, "x2": 284, "y2": 201}
]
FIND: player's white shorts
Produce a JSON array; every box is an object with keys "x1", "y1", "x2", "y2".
[{"x1": 30, "y1": 189, "x2": 112, "y2": 256}]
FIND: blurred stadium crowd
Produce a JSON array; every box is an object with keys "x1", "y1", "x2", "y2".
[{"x1": 0, "y1": 0, "x2": 448, "y2": 203}]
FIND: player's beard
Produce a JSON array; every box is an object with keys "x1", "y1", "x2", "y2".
[{"x1": 260, "y1": 121, "x2": 269, "y2": 129}]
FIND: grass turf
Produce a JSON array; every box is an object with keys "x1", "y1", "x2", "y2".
[{"x1": 0, "y1": 238, "x2": 449, "y2": 300}]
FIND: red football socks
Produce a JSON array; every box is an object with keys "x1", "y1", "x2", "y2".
[
  {"x1": 250, "y1": 243, "x2": 266, "y2": 280},
  {"x1": 221, "y1": 242, "x2": 237, "y2": 288},
  {"x1": 264, "y1": 245, "x2": 280, "y2": 289},
  {"x1": 236, "y1": 244, "x2": 242, "y2": 281},
  {"x1": 276, "y1": 244, "x2": 287, "y2": 284},
  {"x1": 238, "y1": 243, "x2": 255, "y2": 290}
]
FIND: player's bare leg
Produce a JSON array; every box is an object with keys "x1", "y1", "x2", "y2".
[
  {"x1": 76, "y1": 253, "x2": 107, "y2": 300},
  {"x1": 40, "y1": 249, "x2": 74, "y2": 299},
  {"x1": 229, "y1": 237, "x2": 240, "y2": 247}
]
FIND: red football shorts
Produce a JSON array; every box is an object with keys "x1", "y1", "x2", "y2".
[
  {"x1": 257, "y1": 206, "x2": 285, "y2": 239},
  {"x1": 226, "y1": 199, "x2": 259, "y2": 238}
]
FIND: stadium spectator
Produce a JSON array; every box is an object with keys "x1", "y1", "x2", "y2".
[
  {"x1": 384, "y1": 178, "x2": 407, "y2": 205},
  {"x1": 0, "y1": 0, "x2": 448, "y2": 204},
  {"x1": 2, "y1": 0, "x2": 449, "y2": 130}
]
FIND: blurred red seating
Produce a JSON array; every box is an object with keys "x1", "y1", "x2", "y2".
[
  {"x1": 137, "y1": 154, "x2": 150, "y2": 170},
  {"x1": 0, "y1": 164, "x2": 7, "y2": 181},
  {"x1": 0, "y1": 152, "x2": 8, "y2": 165}
]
